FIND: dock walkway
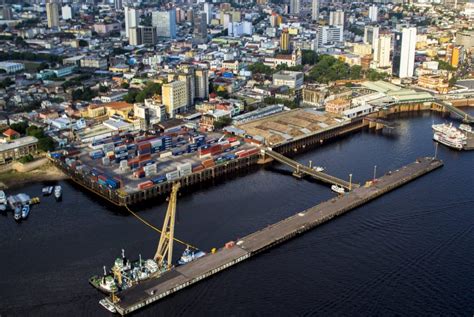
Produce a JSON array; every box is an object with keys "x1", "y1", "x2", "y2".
[{"x1": 110, "y1": 157, "x2": 443, "y2": 315}]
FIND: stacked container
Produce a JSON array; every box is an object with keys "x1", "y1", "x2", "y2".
[
  {"x1": 165, "y1": 170, "x2": 180, "y2": 181},
  {"x1": 90, "y1": 149, "x2": 104, "y2": 159},
  {"x1": 144, "y1": 163, "x2": 157, "y2": 177},
  {"x1": 177, "y1": 163, "x2": 192, "y2": 177}
]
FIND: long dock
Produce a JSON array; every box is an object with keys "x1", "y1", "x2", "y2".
[
  {"x1": 109, "y1": 157, "x2": 443, "y2": 315},
  {"x1": 261, "y1": 148, "x2": 358, "y2": 190}
]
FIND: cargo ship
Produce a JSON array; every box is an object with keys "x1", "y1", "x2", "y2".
[
  {"x1": 89, "y1": 249, "x2": 161, "y2": 295},
  {"x1": 432, "y1": 123, "x2": 467, "y2": 150}
]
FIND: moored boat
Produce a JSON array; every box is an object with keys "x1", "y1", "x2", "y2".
[
  {"x1": 459, "y1": 124, "x2": 472, "y2": 134},
  {"x1": 177, "y1": 247, "x2": 206, "y2": 265},
  {"x1": 21, "y1": 205, "x2": 30, "y2": 219},
  {"x1": 42, "y1": 186, "x2": 54, "y2": 196},
  {"x1": 313, "y1": 166, "x2": 325, "y2": 172},
  {"x1": 99, "y1": 298, "x2": 117, "y2": 313},
  {"x1": 331, "y1": 185, "x2": 345, "y2": 194},
  {"x1": 433, "y1": 132, "x2": 465, "y2": 150},
  {"x1": 54, "y1": 186, "x2": 62, "y2": 201},
  {"x1": 0, "y1": 190, "x2": 6, "y2": 212},
  {"x1": 13, "y1": 206, "x2": 21, "y2": 221}
]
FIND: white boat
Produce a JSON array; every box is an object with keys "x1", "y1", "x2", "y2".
[
  {"x1": 54, "y1": 186, "x2": 62, "y2": 201},
  {"x1": 177, "y1": 248, "x2": 206, "y2": 265},
  {"x1": 331, "y1": 185, "x2": 345, "y2": 194},
  {"x1": 99, "y1": 298, "x2": 117, "y2": 313},
  {"x1": 433, "y1": 132, "x2": 465, "y2": 150},
  {"x1": 13, "y1": 206, "x2": 21, "y2": 221},
  {"x1": 42, "y1": 186, "x2": 54, "y2": 196},
  {"x1": 0, "y1": 190, "x2": 6, "y2": 211},
  {"x1": 313, "y1": 166, "x2": 325, "y2": 172},
  {"x1": 21, "y1": 205, "x2": 30, "y2": 219},
  {"x1": 459, "y1": 124, "x2": 472, "y2": 133}
]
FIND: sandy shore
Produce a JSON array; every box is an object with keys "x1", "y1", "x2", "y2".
[{"x1": 0, "y1": 162, "x2": 68, "y2": 190}]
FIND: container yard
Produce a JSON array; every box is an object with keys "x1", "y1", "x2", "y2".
[{"x1": 50, "y1": 127, "x2": 260, "y2": 205}]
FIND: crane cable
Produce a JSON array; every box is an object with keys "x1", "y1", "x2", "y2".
[{"x1": 124, "y1": 204, "x2": 199, "y2": 250}]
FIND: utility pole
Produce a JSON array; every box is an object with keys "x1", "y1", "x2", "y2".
[
  {"x1": 349, "y1": 173, "x2": 352, "y2": 191},
  {"x1": 373, "y1": 165, "x2": 377, "y2": 181}
]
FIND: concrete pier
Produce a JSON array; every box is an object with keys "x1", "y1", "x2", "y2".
[{"x1": 110, "y1": 157, "x2": 443, "y2": 315}]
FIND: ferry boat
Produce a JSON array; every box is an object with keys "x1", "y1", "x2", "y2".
[
  {"x1": 433, "y1": 132, "x2": 465, "y2": 150},
  {"x1": 89, "y1": 250, "x2": 162, "y2": 295},
  {"x1": 331, "y1": 185, "x2": 345, "y2": 194},
  {"x1": 54, "y1": 186, "x2": 62, "y2": 201},
  {"x1": 99, "y1": 298, "x2": 117, "y2": 313},
  {"x1": 177, "y1": 248, "x2": 206, "y2": 265},
  {"x1": 21, "y1": 205, "x2": 30, "y2": 219},
  {"x1": 313, "y1": 166, "x2": 325, "y2": 172}
]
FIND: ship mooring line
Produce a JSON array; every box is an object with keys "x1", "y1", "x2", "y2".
[{"x1": 124, "y1": 204, "x2": 199, "y2": 250}]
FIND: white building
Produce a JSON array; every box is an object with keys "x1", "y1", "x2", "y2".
[
  {"x1": 364, "y1": 25, "x2": 379, "y2": 51},
  {"x1": 61, "y1": 5, "x2": 72, "y2": 20},
  {"x1": 318, "y1": 25, "x2": 343, "y2": 46},
  {"x1": 204, "y1": 2, "x2": 213, "y2": 24},
  {"x1": 368, "y1": 5, "x2": 378, "y2": 22},
  {"x1": 311, "y1": 0, "x2": 319, "y2": 21},
  {"x1": 272, "y1": 70, "x2": 304, "y2": 89},
  {"x1": 124, "y1": 6, "x2": 138, "y2": 38},
  {"x1": 0, "y1": 62, "x2": 24, "y2": 73},
  {"x1": 329, "y1": 9, "x2": 344, "y2": 27},
  {"x1": 290, "y1": 0, "x2": 300, "y2": 15},
  {"x1": 228, "y1": 21, "x2": 253, "y2": 37},
  {"x1": 374, "y1": 35, "x2": 391, "y2": 68},
  {"x1": 393, "y1": 27, "x2": 417, "y2": 78}
]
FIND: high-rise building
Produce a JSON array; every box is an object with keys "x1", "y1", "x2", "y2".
[
  {"x1": 368, "y1": 5, "x2": 378, "y2": 22},
  {"x1": 329, "y1": 9, "x2": 344, "y2": 27},
  {"x1": 221, "y1": 13, "x2": 232, "y2": 28},
  {"x1": 281, "y1": 28, "x2": 290, "y2": 51},
  {"x1": 114, "y1": 0, "x2": 122, "y2": 11},
  {"x1": 392, "y1": 27, "x2": 417, "y2": 78},
  {"x1": 193, "y1": 12, "x2": 208, "y2": 42},
  {"x1": 203, "y1": 2, "x2": 213, "y2": 24},
  {"x1": 61, "y1": 5, "x2": 72, "y2": 20},
  {"x1": 317, "y1": 25, "x2": 343, "y2": 46},
  {"x1": 162, "y1": 81, "x2": 188, "y2": 118},
  {"x1": 311, "y1": 0, "x2": 319, "y2": 21},
  {"x1": 374, "y1": 35, "x2": 391, "y2": 68},
  {"x1": 152, "y1": 9, "x2": 177, "y2": 39},
  {"x1": 1, "y1": 4, "x2": 12, "y2": 20},
  {"x1": 289, "y1": 0, "x2": 300, "y2": 15},
  {"x1": 124, "y1": 6, "x2": 138, "y2": 38},
  {"x1": 129, "y1": 26, "x2": 159, "y2": 46},
  {"x1": 129, "y1": 27, "x2": 140, "y2": 46},
  {"x1": 178, "y1": 73, "x2": 195, "y2": 109},
  {"x1": 195, "y1": 69, "x2": 209, "y2": 100},
  {"x1": 46, "y1": 0, "x2": 60, "y2": 29},
  {"x1": 364, "y1": 25, "x2": 379, "y2": 51}
]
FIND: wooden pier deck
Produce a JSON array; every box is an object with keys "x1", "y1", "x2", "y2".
[{"x1": 110, "y1": 157, "x2": 443, "y2": 315}]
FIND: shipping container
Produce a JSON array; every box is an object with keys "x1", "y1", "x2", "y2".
[
  {"x1": 165, "y1": 170, "x2": 180, "y2": 181},
  {"x1": 152, "y1": 175, "x2": 167, "y2": 184},
  {"x1": 137, "y1": 180, "x2": 154, "y2": 190}
]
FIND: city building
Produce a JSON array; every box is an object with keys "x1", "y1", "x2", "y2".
[
  {"x1": 61, "y1": 5, "x2": 72, "y2": 20},
  {"x1": 318, "y1": 25, "x2": 343, "y2": 46},
  {"x1": 129, "y1": 26, "x2": 159, "y2": 46},
  {"x1": 374, "y1": 35, "x2": 391, "y2": 68},
  {"x1": 364, "y1": 26, "x2": 379, "y2": 50},
  {"x1": 418, "y1": 75, "x2": 449, "y2": 94},
  {"x1": 204, "y1": 2, "x2": 213, "y2": 24},
  {"x1": 124, "y1": 6, "x2": 138, "y2": 38},
  {"x1": 114, "y1": 0, "x2": 122, "y2": 11},
  {"x1": 193, "y1": 12, "x2": 208, "y2": 42},
  {"x1": 228, "y1": 21, "x2": 253, "y2": 37},
  {"x1": 272, "y1": 70, "x2": 304, "y2": 89},
  {"x1": 195, "y1": 69, "x2": 209, "y2": 100},
  {"x1": 393, "y1": 27, "x2": 417, "y2": 78},
  {"x1": 0, "y1": 136, "x2": 38, "y2": 164},
  {"x1": 325, "y1": 98, "x2": 351, "y2": 114},
  {"x1": 329, "y1": 9, "x2": 344, "y2": 27},
  {"x1": 80, "y1": 56, "x2": 108, "y2": 69},
  {"x1": 368, "y1": 5, "x2": 378, "y2": 22},
  {"x1": 152, "y1": 9, "x2": 177, "y2": 39},
  {"x1": 0, "y1": 62, "x2": 24, "y2": 74},
  {"x1": 280, "y1": 28, "x2": 290, "y2": 51},
  {"x1": 46, "y1": 0, "x2": 59, "y2": 29},
  {"x1": 162, "y1": 81, "x2": 188, "y2": 118},
  {"x1": 289, "y1": 0, "x2": 300, "y2": 15},
  {"x1": 311, "y1": 0, "x2": 319, "y2": 21}
]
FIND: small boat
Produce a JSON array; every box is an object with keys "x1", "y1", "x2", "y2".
[
  {"x1": 459, "y1": 124, "x2": 472, "y2": 133},
  {"x1": 42, "y1": 186, "x2": 54, "y2": 196},
  {"x1": 0, "y1": 191, "x2": 6, "y2": 212},
  {"x1": 54, "y1": 186, "x2": 62, "y2": 201},
  {"x1": 331, "y1": 185, "x2": 345, "y2": 194},
  {"x1": 177, "y1": 247, "x2": 206, "y2": 265},
  {"x1": 21, "y1": 205, "x2": 30, "y2": 219},
  {"x1": 99, "y1": 298, "x2": 117, "y2": 313},
  {"x1": 13, "y1": 206, "x2": 21, "y2": 221},
  {"x1": 313, "y1": 166, "x2": 325, "y2": 172}
]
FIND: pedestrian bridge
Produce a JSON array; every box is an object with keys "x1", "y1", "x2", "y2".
[
  {"x1": 261, "y1": 148, "x2": 358, "y2": 191},
  {"x1": 433, "y1": 100, "x2": 474, "y2": 123}
]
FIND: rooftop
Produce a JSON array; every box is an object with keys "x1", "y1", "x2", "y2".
[{"x1": 0, "y1": 136, "x2": 38, "y2": 152}]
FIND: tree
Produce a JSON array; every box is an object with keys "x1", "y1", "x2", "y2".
[
  {"x1": 214, "y1": 117, "x2": 233, "y2": 129},
  {"x1": 302, "y1": 50, "x2": 318, "y2": 65},
  {"x1": 26, "y1": 125, "x2": 45, "y2": 139},
  {"x1": 247, "y1": 62, "x2": 273, "y2": 76},
  {"x1": 449, "y1": 76, "x2": 457, "y2": 87},
  {"x1": 38, "y1": 137, "x2": 55, "y2": 152},
  {"x1": 78, "y1": 39, "x2": 89, "y2": 47},
  {"x1": 99, "y1": 85, "x2": 110, "y2": 93},
  {"x1": 10, "y1": 121, "x2": 28, "y2": 135}
]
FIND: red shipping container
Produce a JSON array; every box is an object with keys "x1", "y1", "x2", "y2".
[
  {"x1": 98, "y1": 175, "x2": 107, "y2": 181},
  {"x1": 192, "y1": 165, "x2": 205, "y2": 173},
  {"x1": 137, "y1": 180, "x2": 154, "y2": 190},
  {"x1": 138, "y1": 154, "x2": 151, "y2": 161}
]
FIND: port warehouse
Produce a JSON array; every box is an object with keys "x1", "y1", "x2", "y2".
[
  {"x1": 50, "y1": 113, "x2": 368, "y2": 205},
  {"x1": 111, "y1": 157, "x2": 444, "y2": 315}
]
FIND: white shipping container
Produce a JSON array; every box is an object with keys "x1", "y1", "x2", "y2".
[
  {"x1": 115, "y1": 145, "x2": 127, "y2": 152},
  {"x1": 102, "y1": 157, "x2": 110, "y2": 165},
  {"x1": 160, "y1": 151, "x2": 173, "y2": 158},
  {"x1": 230, "y1": 141, "x2": 240, "y2": 147},
  {"x1": 179, "y1": 169, "x2": 192, "y2": 177},
  {"x1": 177, "y1": 163, "x2": 192, "y2": 171},
  {"x1": 166, "y1": 170, "x2": 179, "y2": 181},
  {"x1": 102, "y1": 143, "x2": 115, "y2": 152},
  {"x1": 120, "y1": 160, "x2": 128, "y2": 168}
]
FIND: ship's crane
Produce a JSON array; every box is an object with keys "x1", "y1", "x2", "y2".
[{"x1": 154, "y1": 182, "x2": 180, "y2": 269}]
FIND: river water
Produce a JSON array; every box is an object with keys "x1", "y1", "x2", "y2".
[{"x1": 0, "y1": 109, "x2": 473, "y2": 316}]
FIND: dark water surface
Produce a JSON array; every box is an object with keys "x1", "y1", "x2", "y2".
[{"x1": 0, "y1": 110, "x2": 473, "y2": 316}]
